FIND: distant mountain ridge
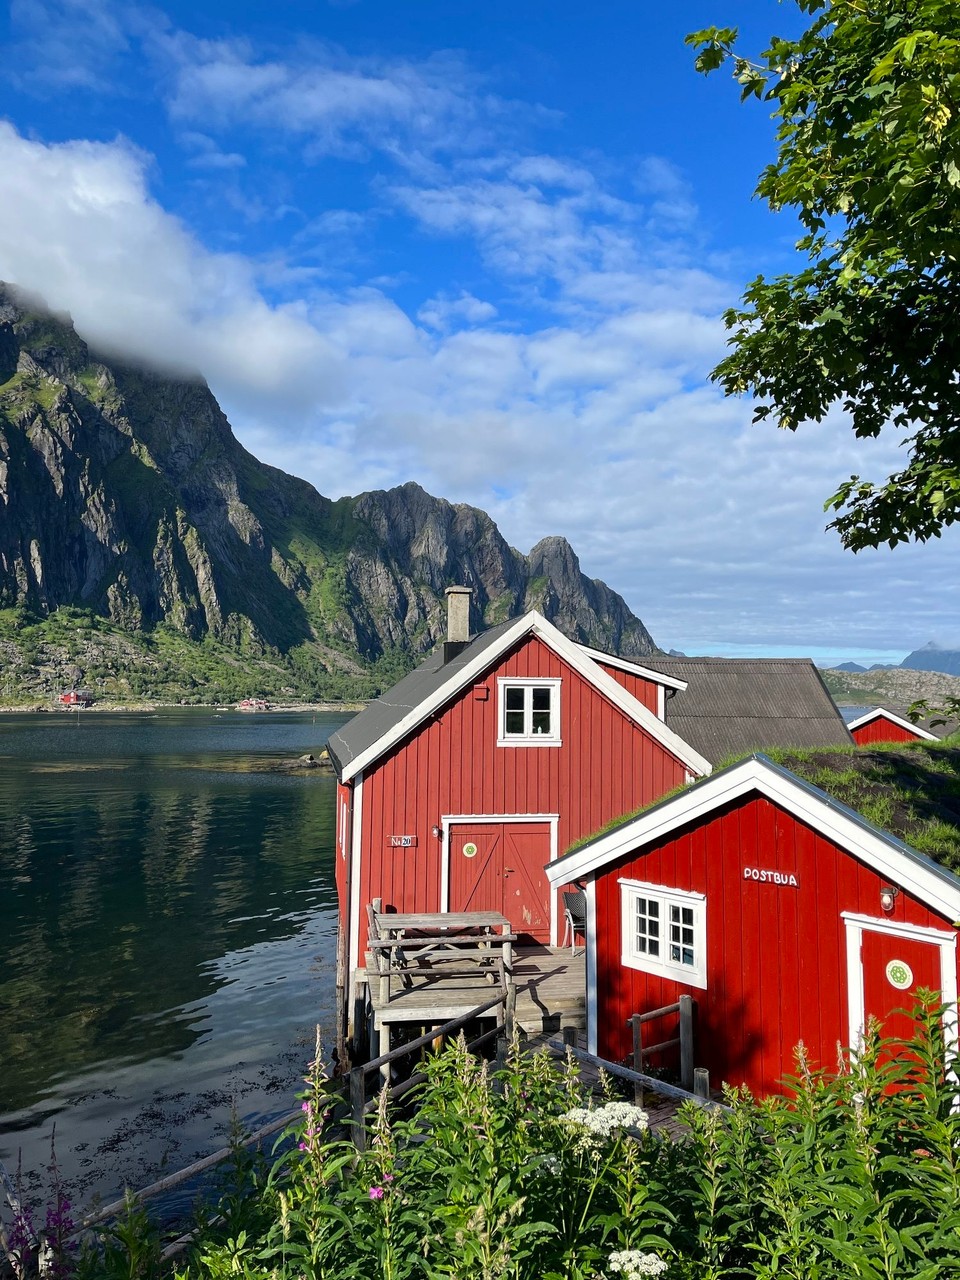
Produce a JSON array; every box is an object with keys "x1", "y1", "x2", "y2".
[
  {"x1": 0, "y1": 284, "x2": 657, "y2": 697},
  {"x1": 900, "y1": 642, "x2": 960, "y2": 677}
]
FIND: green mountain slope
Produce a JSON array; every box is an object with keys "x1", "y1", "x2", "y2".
[{"x1": 0, "y1": 284, "x2": 658, "y2": 702}]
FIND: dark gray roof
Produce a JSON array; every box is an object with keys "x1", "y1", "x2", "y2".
[
  {"x1": 640, "y1": 657, "x2": 853, "y2": 764},
  {"x1": 326, "y1": 618, "x2": 520, "y2": 775}
]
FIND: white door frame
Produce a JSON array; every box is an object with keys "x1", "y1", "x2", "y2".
[
  {"x1": 842, "y1": 911, "x2": 958, "y2": 1058},
  {"x1": 441, "y1": 813, "x2": 560, "y2": 944}
]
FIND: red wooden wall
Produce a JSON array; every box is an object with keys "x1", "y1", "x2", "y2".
[
  {"x1": 851, "y1": 716, "x2": 924, "y2": 745},
  {"x1": 351, "y1": 635, "x2": 686, "y2": 947},
  {"x1": 594, "y1": 792, "x2": 957, "y2": 1095},
  {"x1": 596, "y1": 662, "x2": 661, "y2": 713}
]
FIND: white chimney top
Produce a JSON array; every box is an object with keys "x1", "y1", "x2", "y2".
[{"x1": 445, "y1": 585, "x2": 472, "y2": 644}]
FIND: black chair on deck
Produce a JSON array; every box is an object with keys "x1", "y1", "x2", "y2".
[{"x1": 561, "y1": 889, "x2": 587, "y2": 955}]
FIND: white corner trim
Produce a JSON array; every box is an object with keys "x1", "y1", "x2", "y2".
[
  {"x1": 843, "y1": 913, "x2": 959, "y2": 1060},
  {"x1": 577, "y1": 645, "x2": 688, "y2": 691},
  {"x1": 840, "y1": 911, "x2": 957, "y2": 945},
  {"x1": 586, "y1": 878, "x2": 598, "y2": 1055},
  {"x1": 348, "y1": 772, "x2": 364, "y2": 978},
  {"x1": 338, "y1": 610, "x2": 711, "y2": 783},
  {"x1": 847, "y1": 706, "x2": 939, "y2": 740},
  {"x1": 547, "y1": 756, "x2": 960, "y2": 923}
]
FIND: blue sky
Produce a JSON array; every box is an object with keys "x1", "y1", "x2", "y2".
[{"x1": 1, "y1": 0, "x2": 957, "y2": 665}]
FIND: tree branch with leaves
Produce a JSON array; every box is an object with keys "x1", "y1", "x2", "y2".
[{"x1": 688, "y1": 0, "x2": 960, "y2": 550}]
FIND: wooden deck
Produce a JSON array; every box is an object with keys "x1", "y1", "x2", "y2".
[{"x1": 364, "y1": 944, "x2": 586, "y2": 1034}]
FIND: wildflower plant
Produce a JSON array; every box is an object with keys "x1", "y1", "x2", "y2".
[{"x1": 12, "y1": 1001, "x2": 960, "y2": 1280}]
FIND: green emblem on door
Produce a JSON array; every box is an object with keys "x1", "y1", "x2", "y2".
[
  {"x1": 885, "y1": 959, "x2": 913, "y2": 990},
  {"x1": 462, "y1": 841, "x2": 478, "y2": 858}
]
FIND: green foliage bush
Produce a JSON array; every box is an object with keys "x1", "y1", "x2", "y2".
[{"x1": 12, "y1": 1004, "x2": 960, "y2": 1279}]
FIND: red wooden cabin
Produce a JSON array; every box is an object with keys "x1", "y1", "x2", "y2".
[
  {"x1": 847, "y1": 706, "x2": 938, "y2": 746},
  {"x1": 547, "y1": 754, "x2": 960, "y2": 1097},
  {"x1": 326, "y1": 590, "x2": 709, "y2": 1034},
  {"x1": 58, "y1": 689, "x2": 94, "y2": 707}
]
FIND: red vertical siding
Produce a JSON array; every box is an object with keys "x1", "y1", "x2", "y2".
[
  {"x1": 852, "y1": 717, "x2": 925, "y2": 745},
  {"x1": 596, "y1": 662, "x2": 662, "y2": 714},
  {"x1": 594, "y1": 792, "x2": 958, "y2": 1096},
  {"x1": 356, "y1": 635, "x2": 688, "y2": 946}
]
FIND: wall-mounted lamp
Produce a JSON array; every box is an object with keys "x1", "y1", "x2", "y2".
[
  {"x1": 880, "y1": 885, "x2": 900, "y2": 914},
  {"x1": 431, "y1": 824, "x2": 442, "y2": 839}
]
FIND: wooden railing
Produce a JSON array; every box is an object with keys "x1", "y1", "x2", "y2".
[
  {"x1": 348, "y1": 988, "x2": 516, "y2": 1150},
  {"x1": 549, "y1": 1030, "x2": 727, "y2": 1111},
  {"x1": 627, "y1": 995, "x2": 695, "y2": 1093}
]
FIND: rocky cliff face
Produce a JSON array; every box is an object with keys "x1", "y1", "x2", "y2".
[{"x1": 0, "y1": 284, "x2": 658, "y2": 680}]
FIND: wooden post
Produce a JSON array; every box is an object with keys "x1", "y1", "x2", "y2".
[
  {"x1": 504, "y1": 980, "x2": 517, "y2": 1043},
  {"x1": 694, "y1": 1067, "x2": 710, "y2": 1101},
  {"x1": 350, "y1": 1069, "x2": 366, "y2": 1150},
  {"x1": 630, "y1": 1014, "x2": 644, "y2": 1106},
  {"x1": 378, "y1": 1021, "x2": 391, "y2": 1084},
  {"x1": 679, "y1": 994, "x2": 694, "y2": 1093},
  {"x1": 562, "y1": 1024, "x2": 577, "y2": 1049}
]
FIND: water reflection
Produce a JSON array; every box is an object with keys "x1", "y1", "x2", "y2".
[{"x1": 0, "y1": 709, "x2": 348, "y2": 1209}]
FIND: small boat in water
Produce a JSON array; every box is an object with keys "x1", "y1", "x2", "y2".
[{"x1": 236, "y1": 697, "x2": 270, "y2": 712}]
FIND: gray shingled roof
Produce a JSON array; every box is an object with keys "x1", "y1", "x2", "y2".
[
  {"x1": 640, "y1": 657, "x2": 853, "y2": 764},
  {"x1": 326, "y1": 618, "x2": 520, "y2": 775}
]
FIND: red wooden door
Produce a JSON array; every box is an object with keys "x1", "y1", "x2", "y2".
[
  {"x1": 860, "y1": 927, "x2": 943, "y2": 1043},
  {"x1": 448, "y1": 823, "x2": 552, "y2": 942}
]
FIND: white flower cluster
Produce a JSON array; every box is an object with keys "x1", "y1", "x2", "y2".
[
  {"x1": 562, "y1": 1100, "x2": 649, "y2": 1142},
  {"x1": 608, "y1": 1249, "x2": 668, "y2": 1278}
]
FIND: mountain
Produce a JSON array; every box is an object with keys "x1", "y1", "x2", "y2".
[
  {"x1": 834, "y1": 661, "x2": 867, "y2": 673},
  {"x1": 900, "y1": 642, "x2": 960, "y2": 678},
  {"x1": 821, "y1": 664, "x2": 960, "y2": 709},
  {"x1": 0, "y1": 284, "x2": 657, "y2": 701}
]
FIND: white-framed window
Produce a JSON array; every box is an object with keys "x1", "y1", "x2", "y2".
[
  {"x1": 619, "y1": 879, "x2": 706, "y2": 988},
  {"x1": 497, "y1": 678, "x2": 561, "y2": 746}
]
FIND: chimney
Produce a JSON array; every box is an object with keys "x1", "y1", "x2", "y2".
[{"x1": 443, "y1": 585, "x2": 472, "y2": 662}]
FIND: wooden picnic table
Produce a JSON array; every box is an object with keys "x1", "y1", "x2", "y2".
[{"x1": 369, "y1": 909, "x2": 516, "y2": 993}]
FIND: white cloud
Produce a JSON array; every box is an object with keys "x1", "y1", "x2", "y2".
[
  {"x1": 1, "y1": 85, "x2": 957, "y2": 661},
  {"x1": 0, "y1": 123, "x2": 345, "y2": 410}
]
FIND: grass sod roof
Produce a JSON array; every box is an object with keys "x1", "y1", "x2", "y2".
[{"x1": 564, "y1": 738, "x2": 960, "y2": 875}]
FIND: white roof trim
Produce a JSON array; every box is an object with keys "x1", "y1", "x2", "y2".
[
  {"x1": 847, "y1": 706, "x2": 938, "y2": 741},
  {"x1": 546, "y1": 755, "x2": 960, "y2": 922},
  {"x1": 339, "y1": 610, "x2": 712, "y2": 782},
  {"x1": 576, "y1": 645, "x2": 688, "y2": 691}
]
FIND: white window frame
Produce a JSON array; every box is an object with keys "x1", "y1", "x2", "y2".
[
  {"x1": 497, "y1": 677, "x2": 562, "y2": 747},
  {"x1": 619, "y1": 878, "x2": 707, "y2": 989}
]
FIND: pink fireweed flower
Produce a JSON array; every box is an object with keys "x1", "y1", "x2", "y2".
[
  {"x1": 301, "y1": 1101, "x2": 310, "y2": 1112},
  {"x1": 382, "y1": 1173, "x2": 394, "y2": 1182},
  {"x1": 368, "y1": 1186, "x2": 384, "y2": 1200},
  {"x1": 298, "y1": 1142, "x2": 307, "y2": 1151}
]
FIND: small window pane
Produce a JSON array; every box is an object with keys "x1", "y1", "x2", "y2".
[
  {"x1": 531, "y1": 687, "x2": 551, "y2": 710},
  {"x1": 505, "y1": 687, "x2": 525, "y2": 711},
  {"x1": 669, "y1": 904, "x2": 696, "y2": 967},
  {"x1": 635, "y1": 898, "x2": 660, "y2": 957},
  {"x1": 532, "y1": 710, "x2": 551, "y2": 734},
  {"x1": 505, "y1": 710, "x2": 525, "y2": 735}
]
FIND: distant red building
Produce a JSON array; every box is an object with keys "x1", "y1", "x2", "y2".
[
  {"x1": 848, "y1": 706, "x2": 938, "y2": 746},
  {"x1": 547, "y1": 754, "x2": 960, "y2": 1097},
  {"x1": 58, "y1": 690, "x2": 94, "y2": 707}
]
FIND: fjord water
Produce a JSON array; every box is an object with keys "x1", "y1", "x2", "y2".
[{"x1": 0, "y1": 708, "x2": 348, "y2": 1215}]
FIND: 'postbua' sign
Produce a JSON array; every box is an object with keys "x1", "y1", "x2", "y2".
[{"x1": 743, "y1": 866, "x2": 799, "y2": 887}]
